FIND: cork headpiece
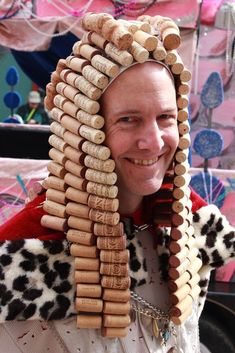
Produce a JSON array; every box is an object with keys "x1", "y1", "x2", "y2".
[{"x1": 42, "y1": 13, "x2": 202, "y2": 338}]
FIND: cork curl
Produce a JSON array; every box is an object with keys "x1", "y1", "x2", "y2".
[{"x1": 42, "y1": 13, "x2": 202, "y2": 337}]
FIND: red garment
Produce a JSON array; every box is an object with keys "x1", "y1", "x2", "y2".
[{"x1": 0, "y1": 188, "x2": 207, "y2": 242}]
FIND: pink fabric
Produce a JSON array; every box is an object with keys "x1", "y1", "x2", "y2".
[{"x1": 201, "y1": 0, "x2": 224, "y2": 25}]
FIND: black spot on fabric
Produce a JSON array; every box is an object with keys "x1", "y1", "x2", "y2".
[
  {"x1": 223, "y1": 232, "x2": 234, "y2": 249},
  {"x1": 130, "y1": 277, "x2": 137, "y2": 290},
  {"x1": 1, "y1": 290, "x2": 13, "y2": 306},
  {"x1": 0, "y1": 254, "x2": 12, "y2": 266},
  {"x1": 127, "y1": 243, "x2": 136, "y2": 258},
  {"x1": 216, "y1": 217, "x2": 224, "y2": 232},
  {"x1": 130, "y1": 258, "x2": 141, "y2": 272},
  {"x1": 7, "y1": 240, "x2": 25, "y2": 253},
  {"x1": 193, "y1": 213, "x2": 200, "y2": 223},
  {"x1": 201, "y1": 224, "x2": 209, "y2": 235},
  {"x1": 211, "y1": 249, "x2": 224, "y2": 268},
  {"x1": 143, "y1": 258, "x2": 147, "y2": 272},
  {"x1": 23, "y1": 303, "x2": 37, "y2": 319},
  {"x1": 199, "y1": 290, "x2": 206, "y2": 297},
  {"x1": 20, "y1": 260, "x2": 36, "y2": 272},
  {"x1": 0, "y1": 265, "x2": 4, "y2": 280},
  {"x1": 40, "y1": 263, "x2": 49, "y2": 274},
  {"x1": 21, "y1": 249, "x2": 36, "y2": 261},
  {"x1": 53, "y1": 261, "x2": 70, "y2": 279},
  {"x1": 53, "y1": 281, "x2": 71, "y2": 293},
  {"x1": 37, "y1": 254, "x2": 48, "y2": 263},
  {"x1": 43, "y1": 241, "x2": 64, "y2": 254},
  {"x1": 40, "y1": 301, "x2": 54, "y2": 320},
  {"x1": 44, "y1": 270, "x2": 57, "y2": 288},
  {"x1": 138, "y1": 279, "x2": 146, "y2": 286},
  {"x1": 13, "y1": 275, "x2": 29, "y2": 291},
  {"x1": 0, "y1": 242, "x2": 4, "y2": 247},
  {"x1": 155, "y1": 228, "x2": 164, "y2": 246},
  {"x1": 199, "y1": 248, "x2": 210, "y2": 265},
  {"x1": 206, "y1": 230, "x2": 217, "y2": 248},
  {"x1": 23, "y1": 289, "x2": 43, "y2": 300},
  {"x1": 48, "y1": 295, "x2": 70, "y2": 320},
  {"x1": 159, "y1": 253, "x2": 169, "y2": 281},
  {"x1": 0, "y1": 283, "x2": 7, "y2": 296},
  {"x1": 6, "y1": 299, "x2": 26, "y2": 320},
  {"x1": 199, "y1": 279, "x2": 208, "y2": 288},
  {"x1": 207, "y1": 213, "x2": 215, "y2": 227}
]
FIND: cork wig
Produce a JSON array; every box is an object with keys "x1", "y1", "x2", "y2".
[{"x1": 42, "y1": 13, "x2": 202, "y2": 337}]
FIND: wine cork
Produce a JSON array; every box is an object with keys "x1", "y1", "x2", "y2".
[
  {"x1": 170, "y1": 221, "x2": 189, "y2": 240},
  {"x1": 46, "y1": 189, "x2": 66, "y2": 205},
  {"x1": 152, "y1": 38, "x2": 167, "y2": 61},
  {"x1": 103, "y1": 314, "x2": 130, "y2": 327},
  {"x1": 133, "y1": 30, "x2": 157, "y2": 51},
  {"x1": 75, "y1": 257, "x2": 100, "y2": 271},
  {"x1": 46, "y1": 84, "x2": 56, "y2": 110},
  {"x1": 70, "y1": 243, "x2": 98, "y2": 258},
  {"x1": 187, "y1": 273, "x2": 200, "y2": 289},
  {"x1": 170, "y1": 283, "x2": 191, "y2": 305},
  {"x1": 89, "y1": 209, "x2": 120, "y2": 226},
  {"x1": 101, "y1": 18, "x2": 118, "y2": 41},
  {"x1": 79, "y1": 43, "x2": 101, "y2": 61},
  {"x1": 79, "y1": 125, "x2": 105, "y2": 145},
  {"x1": 68, "y1": 216, "x2": 92, "y2": 232},
  {"x1": 51, "y1": 71, "x2": 61, "y2": 85},
  {"x1": 47, "y1": 161, "x2": 66, "y2": 179},
  {"x1": 186, "y1": 225, "x2": 195, "y2": 238},
  {"x1": 169, "y1": 233, "x2": 189, "y2": 254},
  {"x1": 91, "y1": 54, "x2": 119, "y2": 78},
  {"x1": 44, "y1": 176, "x2": 67, "y2": 191},
  {"x1": 97, "y1": 236, "x2": 126, "y2": 250},
  {"x1": 173, "y1": 173, "x2": 191, "y2": 188},
  {"x1": 168, "y1": 271, "x2": 190, "y2": 292},
  {"x1": 82, "y1": 64, "x2": 109, "y2": 90},
  {"x1": 103, "y1": 288, "x2": 130, "y2": 302},
  {"x1": 87, "y1": 182, "x2": 118, "y2": 199},
  {"x1": 62, "y1": 99, "x2": 79, "y2": 118},
  {"x1": 105, "y1": 43, "x2": 133, "y2": 67},
  {"x1": 82, "y1": 13, "x2": 113, "y2": 33},
  {"x1": 77, "y1": 314, "x2": 102, "y2": 329},
  {"x1": 171, "y1": 61, "x2": 184, "y2": 75},
  {"x1": 102, "y1": 275, "x2": 130, "y2": 290},
  {"x1": 172, "y1": 198, "x2": 187, "y2": 214},
  {"x1": 178, "y1": 82, "x2": 190, "y2": 95},
  {"x1": 162, "y1": 27, "x2": 181, "y2": 50},
  {"x1": 41, "y1": 214, "x2": 68, "y2": 232},
  {"x1": 77, "y1": 284, "x2": 102, "y2": 298},
  {"x1": 50, "y1": 121, "x2": 66, "y2": 138},
  {"x1": 90, "y1": 31, "x2": 108, "y2": 49},
  {"x1": 60, "y1": 69, "x2": 78, "y2": 87},
  {"x1": 187, "y1": 257, "x2": 202, "y2": 278},
  {"x1": 173, "y1": 184, "x2": 190, "y2": 200},
  {"x1": 100, "y1": 263, "x2": 128, "y2": 277},
  {"x1": 112, "y1": 26, "x2": 133, "y2": 50},
  {"x1": 67, "y1": 229, "x2": 95, "y2": 245},
  {"x1": 131, "y1": 20, "x2": 151, "y2": 33},
  {"x1": 129, "y1": 40, "x2": 149, "y2": 63},
  {"x1": 178, "y1": 134, "x2": 191, "y2": 150},
  {"x1": 175, "y1": 149, "x2": 188, "y2": 163},
  {"x1": 94, "y1": 222, "x2": 124, "y2": 237},
  {"x1": 64, "y1": 173, "x2": 87, "y2": 191},
  {"x1": 74, "y1": 93, "x2": 100, "y2": 115},
  {"x1": 85, "y1": 169, "x2": 117, "y2": 185},
  {"x1": 164, "y1": 50, "x2": 177, "y2": 65},
  {"x1": 171, "y1": 306, "x2": 192, "y2": 325},
  {"x1": 43, "y1": 200, "x2": 67, "y2": 218},
  {"x1": 75, "y1": 270, "x2": 100, "y2": 284},
  {"x1": 100, "y1": 250, "x2": 129, "y2": 263},
  {"x1": 84, "y1": 155, "x2": 115, "y2": 173},
  {"x1": 49, "y1": 148, "x2": 67, "y2": 166},
  {"x1": 64, "y1": 146, "x2": 85, "y2": 165},
  {"x1": 61, "y1": 115, "x2": 81, "y2": 135},
  {"x1": 56, "y1": 58, "x2": 67, "y2": 73},
  {"x1": 170, "y1": 294, "x2": 193, "y2": 317},
  {"x1": 56, "y1": 81, "x2": 80, "y2": 101},
  {"x1": 66, "y1": 202, "x2": 90, "y2": 218},
  {"x1": 174, "y1": 161, "x2": 190, "y2": 176},
  {"x1": 66, "y1": 56, "x2": 89, "y2": 73},
  {"x1": 76, "y1": 297, "x2": 103, "y2": 312},
  {"x1": 48, "y1": 134, "x2": 67, "y2": 152},
  {"x1": 180, "y1": 69, "x2": 191, "y2": 82},
  {"x1": 169, "y1": 246, "x2": 189, "y2": 267},
  {"x1": 168, "y1": 258, "x2": 190, "y2": 280},
  {"x1": 66, "y1": 187, "x2": 88, "y2": 204},
  {"x1": 177, "y1": 108, "x2": 188, "y2": 122},
  {"x1": 74, "y1": 75, "x2": 102, "y2": 100},
  {"x1": 88, "y1": 194, "x2": 119, "y2": 212},
  {"x1": 103, "y1": 301, "x2": 130, "y2": 315},
  {"x1": 64, "y1": 159, "x2": 86, "y2": 181},
  {"x1": 177, "y1": 95, "x2": 189, "y2": 110},
  {"x1": 77, "y1": 110, "x2": 105, "y2": 129},
  {"x1": 101, "y1": 327, "x2": 128, "y2": 338},
  {"x1": 50, "y1": 107, "x2": 65, "y2": 122},
  {"x1": 63, "y1": 130, "x2": 84, "y2": 150}
]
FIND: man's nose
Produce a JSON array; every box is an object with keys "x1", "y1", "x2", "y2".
[{"x1": 136, "y1": 122, "x2": 164, "y2": 150}]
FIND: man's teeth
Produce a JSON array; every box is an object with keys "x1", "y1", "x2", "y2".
[{"x1": 132, "y1": 158, "x2": 158, "y2": 166}]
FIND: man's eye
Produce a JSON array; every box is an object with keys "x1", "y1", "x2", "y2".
[
  {"x1": 158, "y1": 114, "x2": 176, "y2": 120},
  {"x1": 118, "y1": 116, "x2": 134, "y2": 123}
]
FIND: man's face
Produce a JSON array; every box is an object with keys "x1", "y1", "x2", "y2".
[{"x1": 101, "y1": 63, "x2": 179, "y2": 212}]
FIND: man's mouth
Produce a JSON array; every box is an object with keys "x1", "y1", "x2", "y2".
[{"x1": 128, "y1": 157, "x2": 159, "y2": 166}]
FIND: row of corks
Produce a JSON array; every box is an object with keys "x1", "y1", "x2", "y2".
[{"x1": 41, "y1": 13, "x2": 197, "y2": 335}]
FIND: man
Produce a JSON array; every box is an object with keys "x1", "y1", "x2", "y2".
[
  {"x1": 0, "y1": 13, "x2": 234, "y2": 353},
  {"x1": 17, "y1": 90, "x2": 49, "y2": 125}
]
